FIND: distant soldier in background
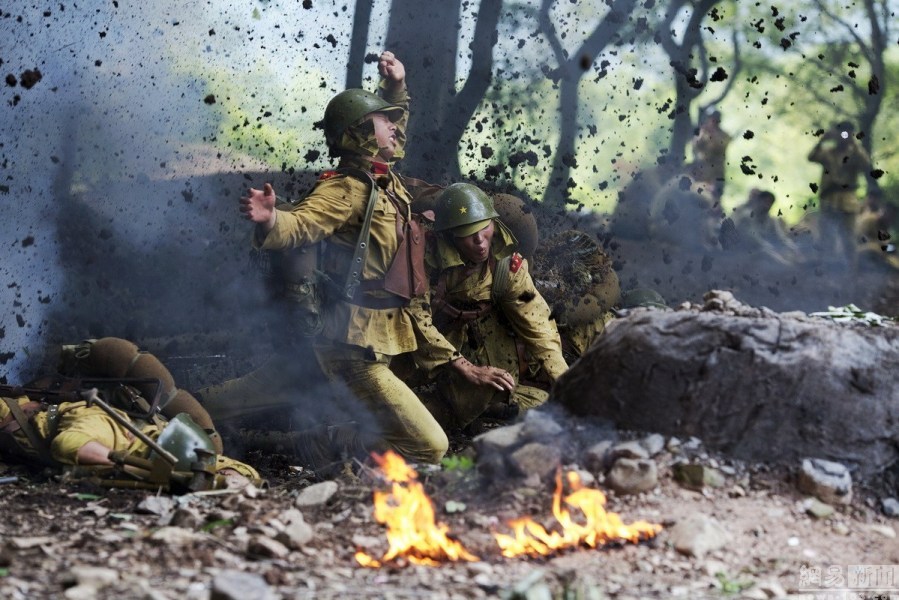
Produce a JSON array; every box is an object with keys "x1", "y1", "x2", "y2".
[
  {"x1": 808, "y1": 121, "x2": 872, "y2": 261},
  {"x1": 719, "y1": 189, "x2": 798, "y2": 264},
  {"x1": 690, "y1": 108, "x2": 732, "y2": 202}
]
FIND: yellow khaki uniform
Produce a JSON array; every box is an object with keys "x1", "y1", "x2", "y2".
[
  {"x1": 809, "y1": 139, "x2": 872, "y2": 260},
  {"x1": 254, "y1": 86, "x2": 460, "y2": 464},
  {"x1": 0, "y1": 397, "x2": 259, "y2": 480},
  {"x1": 808, "y1": 141, "x2": 871, "y2": 215},
  {"x1": 428, "y1": 223, "x2": 568, "y2": 427}
]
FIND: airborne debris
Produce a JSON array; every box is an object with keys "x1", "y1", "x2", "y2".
[{"x1": 19, "y1": 69, "x2": 41, "y2": 89}]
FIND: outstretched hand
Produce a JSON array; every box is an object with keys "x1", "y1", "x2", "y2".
[
  {"x1": 452, "y1": 357, "x2": 515, "y2": 393},
  {"x1": 378, "y1": 51, "x2": 405, "y2": 89},
  {"x1": 238, "y1": 183, "x2": 277, "y2": 231}
]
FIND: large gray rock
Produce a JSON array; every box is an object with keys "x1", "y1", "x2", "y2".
[{"x1": 554, "y1": 291, "x2": 899, "y2": 479}]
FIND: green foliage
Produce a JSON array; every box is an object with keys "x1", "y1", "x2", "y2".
[
  {"x1": 459, "y1": 0, "x2": 897, "y2": 222},
  {"x1": 0, "y1": 567, "x2": 8, "y2": 577},
  {"x1": 441, "y1": 454, "x2": 475, "y2": 472},
  {"x1": 72, "y1": 493, "x2": 103, "y2": 501},
  {"x1": 201, "y1": 518, "x2": 234, "y2": 532},
  {"x1": 715, "y1": 571, "x2": 754, "y2": 595},
  {"x1": 809, "y1": 304, "x2": 896, "y2": 326},
  {"x1": 444, "y1": 500, "x2": 467, "y2": 513},
  {"x1": 173, "y1": 0, "x2": 897, "y2": 222}
]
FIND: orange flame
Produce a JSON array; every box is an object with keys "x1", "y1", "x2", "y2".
[
  {"x1": 494, "y1": 470, "x2": 662, "y2": 558},
  {"x1": 355, "y1": 451, "x2": 479, "y2": 567}
]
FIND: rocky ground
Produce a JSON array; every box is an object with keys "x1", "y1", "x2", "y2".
[
  {"x1": 4, "y1": 188, "x2": 897, "y2": 599},
  {"x1": 1, "y1": 408, "x2": 897, "y2": 600}
]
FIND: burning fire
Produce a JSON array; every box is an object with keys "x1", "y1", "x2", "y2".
[
  {"x1": 494, "y1": 470, "x2": 662, "y2": 557},
  {"x1": 355, "y1": 450, "x2": 479, "y2": 567}
]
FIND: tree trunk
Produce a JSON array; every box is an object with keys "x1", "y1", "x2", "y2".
[
  {"x1": 345, "y1": 0, "x2": 374, "y2": 89},
  {"x1": 386, "y1": 0, "x2": 462, "y2": 182}
]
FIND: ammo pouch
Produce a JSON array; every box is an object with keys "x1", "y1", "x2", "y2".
[
  {"x1": 254, "y1": 167, "x2": 384, "y2": 337},
  {"x1": 260, "y1": 243, "x2": 325, "y2": 338}
]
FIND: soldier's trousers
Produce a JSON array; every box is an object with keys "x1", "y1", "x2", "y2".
[
  {"x1": 314, "y1": 340, "x2": 449, "y2": 464},
  {"x1": 437, "y1": 372, "x2": 547, "y2": 430}
]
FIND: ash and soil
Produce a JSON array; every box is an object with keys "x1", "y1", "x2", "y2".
[
  {"x1": 1, "y1": 417, "x2": 896, "y2": 600},
  {"x1": 3, "y1": 187, "x2": 898, "y2": 598}
]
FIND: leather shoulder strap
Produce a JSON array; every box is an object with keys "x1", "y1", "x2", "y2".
[
  {"x1": 491, "y1": 255, "x2": 513, "y2": 303},
  {"x1": 334, "y1": 168, "x2": 379, "y2": 301},
  {"x1": 2, "y1": 397, "x2": 55, "y2": 465}
]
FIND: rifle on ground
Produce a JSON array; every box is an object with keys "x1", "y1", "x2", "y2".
[
  {"x1": 0, "y1": 377, "x2": 164, "y2": 419},
  {"x1": 1, "y1": 380, "x2": 225, "y2": 493}
]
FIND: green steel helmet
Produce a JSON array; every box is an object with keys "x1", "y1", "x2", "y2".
[
  {"x1": 621, "y1": 288, "x2": 669, "y2": 309},
  {"x1": 323, "y1": 88, "x2": 403, "y2": 148},
  {"x1": 153, "y1": 413, "x2": 216, "y2": 470},
  {"x1": 434, "y1": 183, "x2": 500, "y2": 237}
]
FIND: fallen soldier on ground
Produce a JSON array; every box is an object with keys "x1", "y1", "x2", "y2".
[{"x1": 0, "y1": 339, "x2": 262, "y2": 493}]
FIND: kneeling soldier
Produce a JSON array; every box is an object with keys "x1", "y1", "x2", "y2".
[{"x1": 427, "y1": 183, "x2": 569, "y2": 428}]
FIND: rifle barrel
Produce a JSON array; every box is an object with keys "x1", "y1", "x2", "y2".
[{"x1": 81, "y1": 388, "x2": 178, "y2": 466}]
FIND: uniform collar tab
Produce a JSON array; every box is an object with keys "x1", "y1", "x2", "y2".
[{"x1": 369, "y1": 161, "x2": 390, "y2": 175}]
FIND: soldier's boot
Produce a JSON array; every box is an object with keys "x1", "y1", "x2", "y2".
[
  {"x1": 232, "y1": 427, "x2": 346, "y2": 478},
  {"x1": 293, "y1": 423, "x2": 381, "y2": 479}
]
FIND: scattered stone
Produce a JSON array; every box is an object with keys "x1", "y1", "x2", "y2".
[
  {"x1": 9, "y1": 536, "x2": 54, "y2": 549},
  {"x1": 609, "y1": 441, "x2": 650, "y2": 461},
  {"x1": 683, "y1": 437, "x2": 703, "y2": 450},
  {"x1": 64, "y1": 585, "x2": 102, "y2": 600},
  {"x1": 169, "y1": 506, "x2": 203, "y2": 529},
  {"x1": 673, "y1": 463, "x2": 726, "y2": 490},
  {"x1": 832, "y1": 522, "x2": 850, "y2": 536},
  {"x1": 475, "y1": 450, "x2": 508, "y2": 479},
  {"x1": 149, "y1": 526, "x2": 206, "y2": 545},
  {"x1": 210, "y1": 570, "x2": 277, "y2": 600},
  {"x1": 864, "y1": 524, "x2": 896, "y2": 539},
  {"x1": 701, "y1": 559, "x2": 728, "y2": 577},
  {"x1": 801, "y1": 497, "x2": 835, "y2": 519},
  {"x1": 666, "y1": 437, "x2": 682, "y2": 453},
  {"x1": 639, "y1": 433, "x2": 666, "y2": 457},
  {"x1": 583, "y1": 440, "x2": 614, "y2": 473},
  {"x1": 472, "y1": 573, "x2": 498, "y2": 593},
  {"x1": 728, "y1": 485, "x2": 746, "y2": 498},
  {"x1": 69, "y1": 565, "x2": 119, "y2": 587},
  {"x1": 607, "y1": 458, "x2": 658, "y2": 495},
  {"x1": 467, "y1": 562, "x2": 494, "y2": 576},
  {"x1": 521, "y1": 472, "x2": 544, "y2": 489},
  {"x1": 246, "y1": 535, "x2": 290, "y2": 559},
  {"x1": 275, "y1": 510, "x2": 314, "y2": 549},
  {"x1": 351, "y1": 534, "x2": 383, "y2": 552},
  {"x1": 667, "y1": 513, "x2": 730, "y2": 557},
  {"x1": 508, "y1": 442, "x2": 561, "y2": 479},
  {"x1": 507, "y1": 568, "x2": 552, "y2": 600},
  {"x1": 742, "y1": 579, "x2": 787, "y2": 599},
  {"x1": 797, "y1": 458, "x2": 852, "y2": 505},
  {"x1": 295, "y1": 481, "x2": 339, "y2": 508},
  {"x1": 473, "y1": 423, "x2": 523, "y2": 453},
  {"x1": 135, "y1": 496, "x2": 174, "y2": 516},
  {"x1": 571, "y1": 468, "x2": 596, "y2": 487},
  {"x1": 882, "y1": 497, "x2": 899, "y2": 518},
  {"x1": 519, "y1": 410, "x2": 563, "y2": 441}
]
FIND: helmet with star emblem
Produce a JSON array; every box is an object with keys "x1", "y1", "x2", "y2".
[{"x1": 433, "y1": 183, "x2": 500, "y2": 237}]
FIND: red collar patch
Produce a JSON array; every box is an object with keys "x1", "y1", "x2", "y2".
[
  {"x1": 509, "y1": 252, "x2": 523, "y2": 273},
  {"x1": 370, "y1": 161, "x2": 390, "y2": 175}
]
